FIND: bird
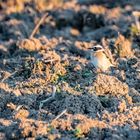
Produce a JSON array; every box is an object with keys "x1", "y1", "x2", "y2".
[{"x1": 89, "y1": 45, "x2": 115, "y2": 72}]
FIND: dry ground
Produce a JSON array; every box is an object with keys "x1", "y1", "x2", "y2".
[{"x1": 0, "y1": 0, "x2": 140, "y2": 139}]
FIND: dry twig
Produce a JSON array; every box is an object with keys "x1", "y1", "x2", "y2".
[
  {"x1": 30, "y1": 12, "x2": 49, "y2": 38},
  {"x1": 53, "y1": 109, "x2": 67, "y2": 121},
  {"x1": 39, "y1": 86, "x2": 56, "y2": 109},
  {"x1": 1, "y1": 71, "x2": 17, "y2": 82},
  {"x1": 132, "y1": 11, "x2": 140, "y2": 33}
]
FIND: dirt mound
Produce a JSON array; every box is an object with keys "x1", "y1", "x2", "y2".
[
  {"x1": 44, "y1": 93, "x2": 103, "y2": 118},
  {"x1": 94, "y1": 73, "x2": 129, "y2": 96}
]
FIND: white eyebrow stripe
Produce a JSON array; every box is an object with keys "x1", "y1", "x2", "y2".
[
  {"x1": 93, "y1": 45, "x2": 103, "y2": 49},
  {"x1": 92, "y1": 45, "x2": 104, "y2": 52},
  {"x1": 93, "y1": 49, "x2": 104, "y2": 52}
]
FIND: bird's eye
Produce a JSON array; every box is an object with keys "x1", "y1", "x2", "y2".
[
  {"x1": 93, "y1": 47, "x2": 97, "y2": 51},
  {"x1": 93, "y1": 47, "x2": 102, "y2": 51}
]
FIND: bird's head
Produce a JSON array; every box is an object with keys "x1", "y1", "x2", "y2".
[{"x1": 88, "y1": 45, "x2": 104, "y2": 53}]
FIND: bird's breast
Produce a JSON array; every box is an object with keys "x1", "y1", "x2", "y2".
[{"x1": 90, "y1": 52, "x2": 111, "y2": 71}]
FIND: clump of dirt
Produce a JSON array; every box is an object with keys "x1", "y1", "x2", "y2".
[
  {"x1": 89, "y1": 5, "x2": 107, "y2": 15},
  {"x1": 104, "y1": 7, "x2": 121, "y2": 25},
  {"x1": 17, "y1": 38, "x2": 43, "y2": 52},
  {"x1": 44, "y1": 93, "x2": 103, "y2": 118},
  {"x1": 115, "y1": 34, "x2": 134, "y2": 58},
  {"x1": 0, "y1": 0, "x2": 27, "y2": 14},
  {"x1": 14, "y1": 109, "x2": 29, "y2": 120},
  {"x1": 93, "y1": 73, "x2": 129, "y2": 96},
  {"x1": 17, "y1": 37, "x2": 61, "y2": 52}
]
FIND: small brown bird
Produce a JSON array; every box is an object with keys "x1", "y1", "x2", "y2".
[{"x1": 90, "y1": 45, "x2": 115, "y2": 72}]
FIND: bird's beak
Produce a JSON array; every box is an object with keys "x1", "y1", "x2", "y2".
[{"x1": 88, "y1": 47, "x2": 93, "y2": 50}]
